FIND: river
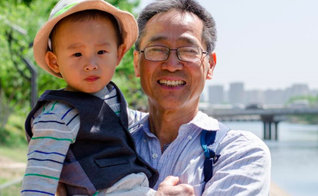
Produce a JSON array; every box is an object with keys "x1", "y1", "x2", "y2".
[{"x1": 222, "y1": 121, "x2": 318, "y2": 196}]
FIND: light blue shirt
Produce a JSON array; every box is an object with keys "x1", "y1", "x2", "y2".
[{"x1": 131, "y1": 111, "x2": 271, "y2": 196}]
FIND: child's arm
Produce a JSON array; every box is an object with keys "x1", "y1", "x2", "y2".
[{"x1": 21, "y1": 106, "x2": 78, "y2": 195}]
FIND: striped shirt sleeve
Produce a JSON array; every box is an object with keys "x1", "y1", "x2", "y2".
[{"x1": 21, "y1": 101, "x2": 79, "y2": 196}]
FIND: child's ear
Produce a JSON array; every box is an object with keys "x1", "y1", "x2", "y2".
[
  {"x1": 116, "y1": 44, "x2": 127, "y2": 65},
  {"x1": 45, "y1": 51, "x2": 60, "y2": 73}
]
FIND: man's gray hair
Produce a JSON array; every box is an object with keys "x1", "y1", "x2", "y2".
[{"x1": 135, "y1": 0, "x2": 217, "y2": 53}]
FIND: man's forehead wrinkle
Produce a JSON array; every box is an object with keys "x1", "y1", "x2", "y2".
[
  {"x1": 155, "y1": 10, "x2": 197, "y2": 27},
  {"x1": 142, "y1": 9, "x2": 204, "y2": 48},
  {"x1": 148, "y1": 36, "x2": 197, "y2": 46}
]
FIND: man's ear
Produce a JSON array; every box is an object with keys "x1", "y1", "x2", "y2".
[
  {"x1": 45, "y1": 51, "x2": 60, "y2": 73},
  {"x1": 116, "y1": 44, "x2": 127, "y2": 66},
  {"x1": 133, "y1": 50, "x2": 140, "y2": 77},
  {"x1": 206, "y1": 52, "x2": 217, "y2": 80}
]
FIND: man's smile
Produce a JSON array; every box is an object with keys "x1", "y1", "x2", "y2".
[{"x1": 158, "y1": 79, "x2": 186, "y2": 87}]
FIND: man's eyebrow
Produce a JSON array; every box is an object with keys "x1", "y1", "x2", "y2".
[
  {"x1": 178, "y1": 37, "x2": 199, "y2": 46},
  {"x1": 148, "y1": 36, "x2": 168, "y2": 43}
]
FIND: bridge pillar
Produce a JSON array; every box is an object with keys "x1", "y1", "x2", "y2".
[
  {"x1": 269, "y1": 122, "x2": 272, "y2": 139},
  {"x1": 261, "y1": 115, "x2": 275, "y2": 140},
  {"x1": 274, "y1": 121, "x2": 279, "y2": 140},
  {"x1": 263, "y1": 122, "x2": 266, "y2": 139},
  {"x1": 263, "y1": 122, "x2": 272, "y2": 140}
]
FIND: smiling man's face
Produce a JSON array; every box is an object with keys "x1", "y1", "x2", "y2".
[{"x1": 134, "y1": 9, "x2": 216, "y2": 111}]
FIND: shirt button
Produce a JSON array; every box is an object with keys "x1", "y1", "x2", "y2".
[
  {"x1": 152, "y1": 153, "x2": 158, "y2": 159},
  {"x1": 188, "y1": 135, "x2": 193, "y2": 140},
  {"x1": 143, "y1": 139, "x2": 146, "y2": 143}
]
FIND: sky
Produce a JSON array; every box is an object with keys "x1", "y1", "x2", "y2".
[{"x1": 138, "y1": 0, "x2": 318, "y2": 91}]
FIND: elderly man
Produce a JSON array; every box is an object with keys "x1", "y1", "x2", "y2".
[{"x1": 131, "y1": 0, "x2": 271, "y2": 195}]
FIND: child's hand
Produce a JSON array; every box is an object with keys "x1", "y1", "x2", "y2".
[{"x1": 56, "y1": 182, "x2": 67, "y2": 196}]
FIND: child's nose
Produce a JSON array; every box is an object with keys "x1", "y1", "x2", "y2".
[
  {"x1": 84, "y1": 59, "x2": 98, "y2": 71},
  {"x1": 84, "y1": 65, "x2": 98, "y2": 71}
]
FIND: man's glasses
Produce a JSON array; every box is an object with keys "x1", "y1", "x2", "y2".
[{"x1": 138, "y1": 46, "x2": 207, "y2": 63}]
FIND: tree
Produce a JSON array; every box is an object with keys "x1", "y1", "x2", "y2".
[
  {"x1": 0, "y1": 0, "x2": 144, "y2": 132},
  {"x1": 0, "y1": 0, "x2": 143, "y2": 108},
  {"x1": 287, "y1": 95, "x2": 318, "y2": 124}
]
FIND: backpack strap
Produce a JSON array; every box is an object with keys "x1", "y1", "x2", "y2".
[{"x1": 201, "y1": 122, "x2": 231, "y2": 183}]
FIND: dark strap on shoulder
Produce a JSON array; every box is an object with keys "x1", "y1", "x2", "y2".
[
  {"x1": 201, "y1": 122, "x2": 231, "y2": 183},
  {"x1": 201, "y1": 130, "x2": 217, "y2": 183}
]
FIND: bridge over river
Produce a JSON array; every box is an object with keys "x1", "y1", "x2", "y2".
[{"x1": 203, "y1": 107, "x2": 318, "y2": 140}]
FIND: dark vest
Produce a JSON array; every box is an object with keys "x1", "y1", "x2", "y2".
[{"x1": 25, "y1": 83, "x2": 158, "y2": 195}]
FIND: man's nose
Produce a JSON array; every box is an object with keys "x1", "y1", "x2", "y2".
[{"x1": 162, "y1": 50, "x2": 183, "y2": 71}]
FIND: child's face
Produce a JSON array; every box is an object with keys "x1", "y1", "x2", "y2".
[{"x1": 45, "y1": 16, "x2": 125, "y2": 93}]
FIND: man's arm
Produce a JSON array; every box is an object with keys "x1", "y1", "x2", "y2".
[{"x1": 202, "y1": 130, "x2": 271, "y2": 196}]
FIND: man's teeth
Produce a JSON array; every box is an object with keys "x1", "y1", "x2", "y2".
[{"x1": 159, "y1": 80, "x2": 185, "y2": 87}]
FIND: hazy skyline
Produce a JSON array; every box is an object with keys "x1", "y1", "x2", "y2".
[{"x1": 139, "y1": 0, "x2": 318, "y2": 91}]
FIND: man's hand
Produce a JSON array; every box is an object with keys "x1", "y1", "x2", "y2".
[{"x1": 155, "y1": 176, "x2": 195, "y2": 196}]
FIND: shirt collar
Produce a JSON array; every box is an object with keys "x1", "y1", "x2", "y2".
[
  {"x1": 184, "y1": 111, "x2": 219, "y2": 131},
  {"x1": 91, "y1": 86, "x2": 108, "y2": 99},
  {"x1": 138, "y1": 115, "x2": 156, "y2": 137},
  {"x1": 90, "y1": 83, "x2": 116, "y2": 99},
  {"x1": 136, "y1": 111, "x2": 220, "y2": 135}
]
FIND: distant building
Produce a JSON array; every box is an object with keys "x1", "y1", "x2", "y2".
[
  {"x1": 263, "y1": 89, "x2": 285, "y2": 104},
  {"x1": 245, "y1": 90, "x2": 264, "y2": 105},
  {"x1": 289, "y1": 84, "x2": 310, "y2": 97},
  {"x1": 208, "y1": 85, "x2": 224, "y2": 104},
  {"x1": 204, "y1": 82, "x2": 316, "y2": 106},
  {"x1": 310, "y1": 89, "x2": 318, "y2": 97},
  {"x1": 228, "y1": 82, "x2": 244, "y2": 104}
]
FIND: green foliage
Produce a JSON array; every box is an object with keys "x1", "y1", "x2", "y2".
[
  {"x1": 0, "y1": 0, "x2": 143, "y2": 111},
  {"x1": 0, "y1": 0, "x2": 33, "y2": 6},
  {"x1": 0, "y1": 0, "x2": 145, "y2": 148},
  {"x1": 0, "y1": 114, "x2": 27, "y2": 147},
  {"x1": 286, "y1": 94, "x2": 318, "y2": 124},
  {"x1": 0, "y1": 0, "x2": 61, "y2": 114},
  {"x1": 104, "y1": 0, "x2": 146, "y2": 109},
  {"x1": 287, "y1": 95, "x2": 318, "y2": 106}
]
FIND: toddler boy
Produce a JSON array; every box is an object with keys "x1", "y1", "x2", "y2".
[{"x1": 21, "y1": 0, "x2": 158, "y2": 195}]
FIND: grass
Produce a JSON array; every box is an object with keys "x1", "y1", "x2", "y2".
[
  {"x1": 0, "y1": 146, "x2": 27, "y2": 163},
  {"x1": 0, "y1": 146, "x2": 27, "y2": 196},
  {"x1": 0, "y1": 113, "x2": 28, "y2": 196},
  {"x1": 0, "y1": 183, "x2": 22, "y2": 196}
]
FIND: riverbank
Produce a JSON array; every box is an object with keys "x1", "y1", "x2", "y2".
[{"x1": 270, "y1": 182, "x2": 291, "y2": 196}]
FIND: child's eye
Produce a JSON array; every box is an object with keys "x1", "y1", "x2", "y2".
[
  {"x1": 73, "y1": 53, "x2": 82, "y2": 57},
  {"x1": 97, "y1": 50, "x2": 106, "y2": 55}
]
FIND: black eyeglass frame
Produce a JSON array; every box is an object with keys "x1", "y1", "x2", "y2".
[{"x1": 138, "y1": 45, "x2": 208, "y2": 62}]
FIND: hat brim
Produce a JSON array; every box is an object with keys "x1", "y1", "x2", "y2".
[{"x1": 33, "y1": 0, "x2": 138, "y2": 78}]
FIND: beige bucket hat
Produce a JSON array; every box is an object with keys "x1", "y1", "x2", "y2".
[{"x1": 33, "y1": 0, "x2": 138, "y2": 78}]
